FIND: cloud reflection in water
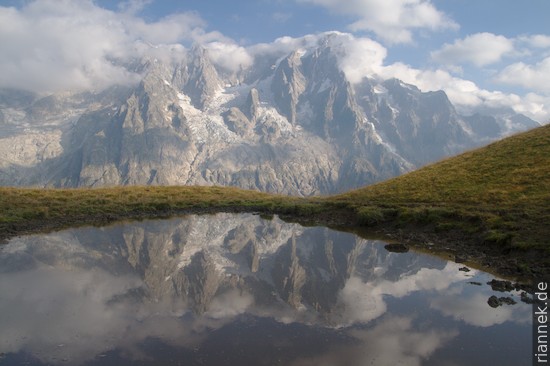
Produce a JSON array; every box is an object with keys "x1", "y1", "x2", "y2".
[{"x1": 0, "y1": 213, "x2": 531, "y2": 365}]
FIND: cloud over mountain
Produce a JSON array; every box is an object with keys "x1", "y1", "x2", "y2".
[
  {"x1": 0, "y1": 0, "x2": 219, "y2": 93},
  {"x1": 0, "y1": 0, "x2": 548, "y2": 122}
]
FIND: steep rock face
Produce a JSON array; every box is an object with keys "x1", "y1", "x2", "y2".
[
  {"x1": 244, "y1": 88, "x2": 260, "y2": 122},
  {"x1": 170, "y1": 46, "x2": 223, "y2": 109},
  {"x1": 462, "y1": 109, "x2": 540, "y2": 145},
  {"x1": 462, "y1": 113, "x2": 502, "y2": 140},
  {"x1": 266, "y1": 44, "x2": 411, "y2": 191},
  {"x1": 271, "y1": 51, "x2": 307, "y2": 125},
  {"x1": 0, "y1": 86, "x2": 131, "y2": 186},
  {"x1": 355, "y1": 78, "x2": 470, "y2": 166},
  {"x1": 0, "y1": 36, "x2": 540, "y2": 194}
]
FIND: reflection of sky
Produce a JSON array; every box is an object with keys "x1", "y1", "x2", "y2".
[
  {"x1": 334, "y1": 262, "x2": 469, "y2": 326},
  {"x1": 0, "y1": 214, "x2": 532, "y2": 365},
  {"x1": 0, "y1": 266, "x2": 144, "y2": 363},
  {"x1": 430, "y1": 283, "x2": 531, "y2": 327},
  {"x1": 289, "y1": 315, "x2": 458, "y2": 366}
]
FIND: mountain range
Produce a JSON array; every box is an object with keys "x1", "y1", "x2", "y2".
[{"x1": 0, "y1": 33, "x2": 539, "y2": 195}]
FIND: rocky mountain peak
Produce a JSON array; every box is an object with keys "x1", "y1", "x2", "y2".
[
  {"x1": 271, "y1": 51, "x2": 307, "y2": 124},
  {"x1": 0, "y1": 39, "x2": 540, "y2": 194}
]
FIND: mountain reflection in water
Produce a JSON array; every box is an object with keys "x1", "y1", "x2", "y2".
[{"x1": 0, "y1": 213, "x2": 531, "y2": 365}]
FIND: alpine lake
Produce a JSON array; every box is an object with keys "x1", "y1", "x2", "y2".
[{"x1": 0, "y1": 213, "x2": 533, "y2": 365}]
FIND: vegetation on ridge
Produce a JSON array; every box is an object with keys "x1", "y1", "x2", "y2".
[{"x1": 1, "y1": 124, "x2": 549, "y2": 278}]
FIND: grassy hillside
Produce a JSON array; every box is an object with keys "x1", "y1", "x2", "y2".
[
  {"x1": 1, "y1": 124, "x2": 548, "y2": 278},
  {"x1": 337, "y1": 124, "x2": 549, "y2": 206},
  {"x1": 331, "y1": 123, "x2": 550, "y2": 254}
]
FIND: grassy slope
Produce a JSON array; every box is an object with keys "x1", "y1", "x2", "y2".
[
  {"x1": 1, "y1": 124, "x2": 548, "y2": 276},
  {"x1": 331, "y1": 123, "x2": 550, "y2": 253}
]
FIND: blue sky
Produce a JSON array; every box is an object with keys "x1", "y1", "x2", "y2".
[
  {"x1": 0, "y1": 0, "x2": 549, "y2": 121},
  {"x1": 90, "y1": 1, "x2": 550, "y2": 44}
]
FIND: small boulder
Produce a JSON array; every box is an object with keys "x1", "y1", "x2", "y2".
[
  {"x1": 488, "y1": 295, "x2": 517, "y2": 308},
  {"x1": 384, "y1": 243, "x2": 409, "y2": 253},
  {"x1": 488, "y1": 295, "x2": 501, "y2": 308},
  {"x1": 487, "y1": 279, "x2": 514, "y2": 292}
]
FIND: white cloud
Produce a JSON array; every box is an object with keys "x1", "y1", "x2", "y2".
[
  {"x1": 495, "y1": 57, "x2": 550, "y2": 93},
  {"x1": 297, "y1": 0, "x2": 458, "y2": 44},
  {"x1": 431, "y1": 32, "x2": 515, "y2": 67},
  {"x1": 430, "y1": 292, "x2": 531, "y2": 327},
  {"x1": 431, "y1": 33, "x2": 550, "y2": 69},
  {"x1": 289, "y1": 316, "x2": 458, "y2": 366},
  {"x1": 248, "y1": 33, "x2": 322, "y2": 58},
  {"x1": 334, "y1": 262, "x2": 466, "y2": 326},
  {"x1": 518, "y1": 34, "x2": 550, "y2": 49},
  {"x1": 0, "y1": 0, "x2": 213, "y2": 93},
  {"x1": 515, "y1": 93, "x2": 550, "y2": 122},
  {"x1": 425, "y1": 32, "x2": 550, "y2": 121},
  {"x1": 127, "y1": 12, "x2": 207, "y2": 45},
  {"x1": 0, "y1": 266, "x2": 146, "y2": 364},
  {"x1": 334, "y1": 35, "x2": 388, "y2": 83},
  {"x1": 205, "y1": 42, "x2": 254, "y2": 72}
]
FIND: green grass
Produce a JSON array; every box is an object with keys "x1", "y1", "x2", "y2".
[
  {"x1": 1, "y1": 124, "x2": 549, "y2": 275},
  {"x1": 0, "y1": 185, "x2": 312, "y2": 231}
]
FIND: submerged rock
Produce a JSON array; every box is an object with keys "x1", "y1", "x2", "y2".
[
  {"x1": 487, "y1": 295, "x2": 517, "y2": 308},
  {"x1": 384, "y1": 243, "x2": 409, "y2": 253},
  {"x1": 487, "y1": 279, "x2": 514, "y2": 292}
]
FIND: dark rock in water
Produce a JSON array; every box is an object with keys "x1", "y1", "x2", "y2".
[
  {"x1": 384, "y1": 243, "x2": 409, "y2": 253},
  {"x1": 488, "y1": 295, "x2": 517, "y2": 308},
  {"x1": 487, "y1": 279, "x2": 514, "y2": 292},
  {"x1": 520, "y1": 291, "x2": 534, "y2": 304},
  {"x1": 468, "y1": 281, "x2": 482, "y2": 286},
  {"x1": 488, "y1": 295, "x2": 500, "y2": 308},
  {"x1": 458, "y1": 266, "x2": 471, "y2": 272}
]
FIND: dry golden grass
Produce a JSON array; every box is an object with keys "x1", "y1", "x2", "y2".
[{"x1": 0, "y1": 185, "x2": 308, "y2": 225}]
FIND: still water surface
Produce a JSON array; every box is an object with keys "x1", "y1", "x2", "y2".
[{"x1": 0, "y1": 213, "x2": 531, "y2": 365}]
